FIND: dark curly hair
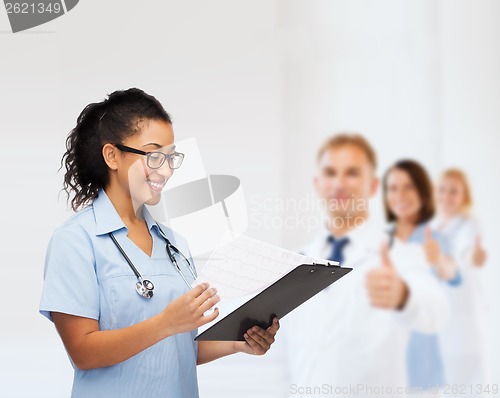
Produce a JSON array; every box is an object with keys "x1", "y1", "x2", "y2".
[
  {"x1": 383, "y1": 159, "x2": 435, "y2": 224},
  {"x1": 61, "y1": 88, "x2": 172, "y2": 211}
]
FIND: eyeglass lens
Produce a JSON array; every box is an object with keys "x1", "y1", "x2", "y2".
[{"x1": 147, "y1": 152, "x2": 184, "y2": 169}]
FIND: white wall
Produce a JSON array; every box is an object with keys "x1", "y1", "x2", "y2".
[
  {"x1": 439, "y1": 0, "x2": 500, "y2": 383},
  {"x1": 278, "y1": 0, "x2": 443, "y2": 249},
  {"x1": 0, "y1": 1, "x2": 498, "y2": 396}
]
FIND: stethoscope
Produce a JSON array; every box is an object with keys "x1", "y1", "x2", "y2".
[{"x1": 108, "y1": 223, "x2": 197, "y2": 299}]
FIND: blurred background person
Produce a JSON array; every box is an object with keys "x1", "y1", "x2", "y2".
[
  {"x1": 432, "y1": 169, "x2": 489, "y2": 396},
  {"x1": 383, "y1": 160, "x2": 460, "y2": 396},
  {"x1": 280, "y1": 135, "x2": 448, "y2": 398}
]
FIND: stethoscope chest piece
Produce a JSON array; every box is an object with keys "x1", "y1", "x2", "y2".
[
  {"x1": 136, "y1": 279, "x2": 154, "y2": 298},
  {"x1": 109, "y1": 222, "x2": 197, "y2": 299}
]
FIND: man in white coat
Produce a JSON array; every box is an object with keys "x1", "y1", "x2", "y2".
[{"x1": 281, "y1": 134, "x2": 449, "y2": 397}]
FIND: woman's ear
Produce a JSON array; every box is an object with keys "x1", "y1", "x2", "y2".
[{"x1": 102, "y1": 143, "x2": 119, "y2": 170}]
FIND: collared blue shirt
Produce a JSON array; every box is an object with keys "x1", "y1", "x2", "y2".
[{"x1": 40, "y1": 189, "x2": 199, "y2": 398}]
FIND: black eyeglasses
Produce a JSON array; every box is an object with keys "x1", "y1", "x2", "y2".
[{"x1": 114, "y1": 144, "x2": 185, "y2": 170}]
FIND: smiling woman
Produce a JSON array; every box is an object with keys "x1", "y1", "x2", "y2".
[
  {"x1": 39, "y1": 88, "x2": 279, "y2": 398},
  {"x1": 382, "y1": 159, "x2": 460, "y2": 394},
  {"x1": 61, "y1": 88, "x2": 175, "y2": 211}
]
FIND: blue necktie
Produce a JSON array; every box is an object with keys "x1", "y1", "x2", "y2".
[{"x1": 327, "y1": 235, "x2": 350, "y2": 265}]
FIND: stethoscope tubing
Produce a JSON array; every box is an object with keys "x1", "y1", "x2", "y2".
[
  {"x1": 108, "y1": 222, "x2": 197, "y2": 295},
  {"x1": 156, "y1": 223, "x2": 198, "y2": 281},
  {"x1": 108, "y1": 232, "x2": 144, "y2": 282}
]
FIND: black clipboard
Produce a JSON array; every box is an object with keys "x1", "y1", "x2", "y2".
[{"x1": 194, "y1": 263, "x2": 352, "y2": 341}]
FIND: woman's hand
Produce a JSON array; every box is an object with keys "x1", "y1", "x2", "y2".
[
  {"x1": 422, "y1": 227, "x2": 459, "y2": 281},
  {"x1": 162, "y1": 283, "x2": 220, "y2": 336},
  {"x1": 422, "y1": 226, "x2": 457, "y2": 280},
  {"x1": 52, "y1": 283, "x2": 219, "y2": 370},
  {"x1": 471, "y1": 236, "x2": 487, "y2": 267},
  {"x1": 233, "y1": 317, "x2": 280, "y2": 356},
  {"x1": 423, "y1": 226, "x2": 442, "y2": 266}
]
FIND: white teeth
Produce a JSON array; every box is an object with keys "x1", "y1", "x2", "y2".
[{"x1": 147, "y1": 180, "x2": 164, "y2": 189}]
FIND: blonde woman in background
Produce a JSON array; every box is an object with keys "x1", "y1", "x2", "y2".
[{"x1": 432, "y1": 168, "x2": 489, "y2": 396}]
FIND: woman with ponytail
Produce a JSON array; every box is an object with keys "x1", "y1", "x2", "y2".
[{"x1": 39, "y1": 88, "x2": 279, "y2": 398}]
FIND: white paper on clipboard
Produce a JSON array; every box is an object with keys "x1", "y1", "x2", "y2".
[{"x1": 192, "y1": 232, "x2": 337, "y2": 300}]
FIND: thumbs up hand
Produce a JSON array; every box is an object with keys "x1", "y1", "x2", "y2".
[
  {"x1": 422, "y1": 226, "x2": 460, "y2": 280},
  {"x1": 472, "y1": 236, "x2": 487, "y2": 267},
  {"x1": 366, "y1": 241, "x2": 409, "y2": 310},
  {"x1": 423, "y1": 226, "x2": 442, "y2": 266}
]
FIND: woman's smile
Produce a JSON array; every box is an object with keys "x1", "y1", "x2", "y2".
[{"x1": 146, "y1": 178, "x2": 167, "y2": 193}]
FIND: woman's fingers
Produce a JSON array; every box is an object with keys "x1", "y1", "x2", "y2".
[
  {"x1": 268, "y1": 317, "x2": 280, "y2": 334},
  {"x1": 249, "y1": 326, "x2": 275, "y2": 346},
  {"x1": 199, "y1": 307, "x2": 219, "y2": 326},
  {"x1": 244, "y1": 331, "x2": 268, "y2": 354},
  {"x1": 243, "y1": 317, "x2": 280, "y2": 354},
  {"x1": 190, "y1": 283, "x2": 209, "y2": 298},
  {"x1": 198, "y1": 294, "x2": 220, "y2": 315},
  {"x1": 188, "y1": 283, "x2": 220, "y2": 320},
  {"x1": 194, "y1": 287, "x2": 219, "y2": 318},
  {"x1": 194, "y1": 287, "x2": 218, "y2": 306}
]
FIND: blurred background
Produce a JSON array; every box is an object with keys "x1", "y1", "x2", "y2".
[{"x1": 0, "y1": 0, "x2": 498, "y2": 396}]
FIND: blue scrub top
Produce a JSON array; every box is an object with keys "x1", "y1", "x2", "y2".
[
  {"x1": 405, "y1": 223, "x2": 460, "y2": 389},
  {"x1": 39, "y1": 189, "x2": 199, "y2": 398}
]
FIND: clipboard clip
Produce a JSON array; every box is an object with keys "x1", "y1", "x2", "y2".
[{"x1": 312, "y1": 261, "x2": 339, "y2": 267}]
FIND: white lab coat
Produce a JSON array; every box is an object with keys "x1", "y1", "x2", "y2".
[
  {"x1": 280, "y1": 219, "x2": 449, "y2": 398},
  {"x1": 432, "y1": 215, "x2": 489, "y2": 392}
]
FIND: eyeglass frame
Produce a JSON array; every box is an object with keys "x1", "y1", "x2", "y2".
[{"x1": 114, "y1": 143, "x2": 185, "y2": 170}]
